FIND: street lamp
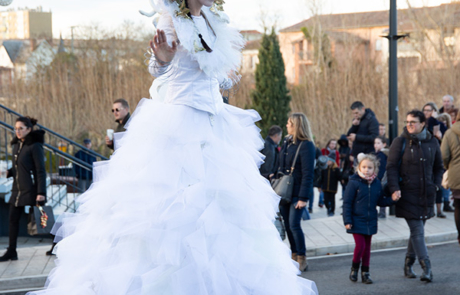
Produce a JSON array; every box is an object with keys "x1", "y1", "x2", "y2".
[{"x1": 383, "y1": 0, "x2": 407, "y2": 215}]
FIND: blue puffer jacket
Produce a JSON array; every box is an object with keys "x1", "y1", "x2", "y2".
[{"x1": 343, "y1": 174, "x2": 395, "y2": 235}]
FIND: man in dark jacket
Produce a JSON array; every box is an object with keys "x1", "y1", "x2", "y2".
[
  {"x1": 74, "y1": 139, "x2": 97, "y2": 192},
  {"x1": 106, "y1": 98, "x2": 131, "y2": 150},
  {"x1": 259, "y1": 125, "x2": 282, "y2": 179},
  {"x1": 386, "y1": 109, "x2": 443, "y2": 282},
  {"x1": 347, "y1": 101, "x2": 379, "y2": 158}
]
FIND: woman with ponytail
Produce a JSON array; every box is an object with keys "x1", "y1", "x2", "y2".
[{"x1": 0, "y1": 117, "x2": 46, "y2": 262}]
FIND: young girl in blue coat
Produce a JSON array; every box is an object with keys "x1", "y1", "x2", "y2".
[{"x1": 343, "y1": 153, "x2": 400, "y2": 284}]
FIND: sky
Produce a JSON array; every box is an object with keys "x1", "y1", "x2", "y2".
[{"x1": 2, "y1": 0, "x2": 454, "y2": 38}]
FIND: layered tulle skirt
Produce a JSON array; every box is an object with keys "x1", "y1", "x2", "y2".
[{"x1": 29, "y1": 98, "x2": 318, "y2": 295}]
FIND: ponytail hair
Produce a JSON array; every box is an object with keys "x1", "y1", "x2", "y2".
[{"x1": 16, "y1": 116, "x2": 38, "y2": 129}]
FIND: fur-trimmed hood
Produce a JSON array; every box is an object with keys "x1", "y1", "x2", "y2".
[{"x1": 11, "y1": 129, "x2": 45, "y2": 146}]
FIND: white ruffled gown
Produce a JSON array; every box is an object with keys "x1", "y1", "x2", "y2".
[{"x1": 29, "y1": 13, "x2": 318, "y2": 295}]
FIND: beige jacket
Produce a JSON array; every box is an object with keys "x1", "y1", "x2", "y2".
[{"x1": 441, "y1": 122, "x2": 460, "y2": 193}]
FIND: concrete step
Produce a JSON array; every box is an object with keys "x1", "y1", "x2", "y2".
[{"x1": 0, "y1": 275, "x2": 46, "y2": 292}]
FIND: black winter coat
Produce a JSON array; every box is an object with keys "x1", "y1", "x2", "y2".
[
  {"x1": 386, "y1": 128, "x2": 444, "y2": 220},
  {"x1": 338, "y1": 134, "x2": 350, "y2": 168},
  {"x1": 319, "y1": 166, "x2": 341, "y2": 193},
  {"x1": 347, "y1": 108, "x2": 379, "y2": 157},
  {"x1": 343, "y1": 174, "x2": 395, "y2": 235},
  {"x1": 259, "y1": 136, "x2": 279, "y2": 178},
  {"x1": 8, "y1": 130, "x2": 47, "y2": 207},
  {"x1": 278, "y1": 137, "x2": 316, "y2": 202}
]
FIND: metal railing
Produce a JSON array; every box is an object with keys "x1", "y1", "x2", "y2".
[
  {"x1": 0, "y1": 120, "x2": 95, "y2": 213},
  {"x1": 0, "y1": 104, "x2": 108, "y2": 162}
]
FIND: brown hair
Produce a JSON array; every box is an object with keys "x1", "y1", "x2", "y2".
[
  {"x1": 325, "y1": 139, "x2": 337, "y2": 149},
  {"x1": 113, "y1": 98, "x2": 129, "y2": 109},
  {"x1": 16, "y1": 116, "x2": 38, "y2": 129},
  {"x1": 374, "y1": 136, "x2": 387, "y2": 146},
  {"x1": 437, "y1": 113, "x2": 452, "y2": 129},
  {"x1": 288, "y1": 113, "x2": 314, "y2": 144}
]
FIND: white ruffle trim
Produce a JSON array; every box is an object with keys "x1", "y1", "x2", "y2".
[{"x1": 28, "y1": 99, "x2": 318, "y2": 295}]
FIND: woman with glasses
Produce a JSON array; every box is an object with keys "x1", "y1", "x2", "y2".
[
  {"x1": 386, "y1": 110, "x2": 443, "y2": 283},
  {"x1": 29, "y1": 1, "x2": 318, "y2": 294},
  {"x1": 0, "y1": 117, "x2": 46, "y2": 262}
]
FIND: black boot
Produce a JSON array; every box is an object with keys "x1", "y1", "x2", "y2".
[
  {"x1": 0, "y1": 248, "x2": 18, "y2": 262},
  {"x1": 361, "y1": 266, "x2": 373, "y2": 284},
  {"x1": 444, "y1": 201, "x2": 454, "y2": 212},
  {"x1": 46, "y1": 243, "x2": 57, "y2": 256},
  {"x1": 420, "y1": 259, "x2": 433, "y2": 282},
  {"x1": 349, "y1": 262, "x2": 359, "y2": 282},
  {"x1": 404, "y1": 256, "x2": 417, "y2": 278}
]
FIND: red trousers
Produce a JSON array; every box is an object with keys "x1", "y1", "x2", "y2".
[{"x1": 352, "y1": 233, "x2": 372, "y2": 267}]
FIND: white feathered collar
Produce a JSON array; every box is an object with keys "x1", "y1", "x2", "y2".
[{"x1": 156, "y1": 0, "x2": 244, "y2": 82}]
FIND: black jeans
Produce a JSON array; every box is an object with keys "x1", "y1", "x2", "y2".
[
  {"x1": 324, "y1": 192, "x2": 336, "y2": 214},
  {"x1": 9, "y1": 204, "x2": 25, "y2": 250}
]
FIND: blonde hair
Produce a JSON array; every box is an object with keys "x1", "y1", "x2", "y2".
[
  {"x1": 288, "y1": 113, "x2": 314, "y2": 144},
  {"x1": 437, "y1": 113, "x2": 452, "y2": 129},
  {"x1": 355, "y1": 153, "x2": 379, "y2": 176}
]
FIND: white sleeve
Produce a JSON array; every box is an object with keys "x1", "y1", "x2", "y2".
[{"x1": 148, "y1": 14, "x2": 177, "y2": 78}]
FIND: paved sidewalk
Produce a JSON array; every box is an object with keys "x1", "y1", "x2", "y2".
[
  {"x1": 0, "y1": 190, "x2": 457, "y2": 293},
  {"x1": 295, "y1": 189, "x2": 458, "y2": 256}
]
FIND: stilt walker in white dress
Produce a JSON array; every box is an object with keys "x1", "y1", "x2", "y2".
[{"x1": 28, "y1": 1, "x2": 318, "y2": 294}]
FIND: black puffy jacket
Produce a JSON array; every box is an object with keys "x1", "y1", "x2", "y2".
[
  {"x1": 386, "y1": 127, "x2": 444, "y2": 220},
  {"x1": 347, "y1": 108, "x2": 379, "y2": 157},
  {"x1": 343, "y1": 174, "x2": 394, "y2": 235},
  {"x1": 8, "y1": 130, "x2": 47, "y2": 207}
]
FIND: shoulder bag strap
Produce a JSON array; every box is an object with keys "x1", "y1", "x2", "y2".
[{"x1": 289, "y1": 142, "x2": 303, "y2": 175}]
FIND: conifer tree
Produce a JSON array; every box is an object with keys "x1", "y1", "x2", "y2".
[{"x1": 251, "y1": 28, "x2": 291, "y2": 137}]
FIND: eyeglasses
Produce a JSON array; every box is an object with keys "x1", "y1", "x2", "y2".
[
  {"x1": 404, "y1": 120, "x2": 420, "y2": 125},
  {"x1": 112, "y1": 108, "x2": 124, "y2": 113},
  {"x1": 14, "y1": 127, "x2": 28, "y2": 131}
]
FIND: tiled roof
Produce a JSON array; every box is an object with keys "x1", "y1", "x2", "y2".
[
  {"x1": 244, "y1": 39, "x2": 261, "y2": 50},
  {"x1": 2, "y1": 40, "x2": 24, "y2": 63},
  {"x1": 240, "y1": 30, "x2": 262, "y2": 35},
  {"x1": 280, "y1": 3, "x2": 460, "y2": 33}
]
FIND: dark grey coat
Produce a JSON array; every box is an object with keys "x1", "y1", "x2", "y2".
[
  {"x1": 386, "y1": 127, "x2": 444, "y2": 220},
  {"x1": 8, "y1": 130, "x2": 47, "y2": 207}
]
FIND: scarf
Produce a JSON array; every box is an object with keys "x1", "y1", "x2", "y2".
[{"x1": 357, "y1": 170, "x2": 377, "y2": 184}]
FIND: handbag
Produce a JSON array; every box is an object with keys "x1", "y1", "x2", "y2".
[
  {"x1": 271, "y1": 142, "x2": 303, "y2": 205},
  {"x1": 28, "y1": 205, "x2": 55, "y2": 236}
]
